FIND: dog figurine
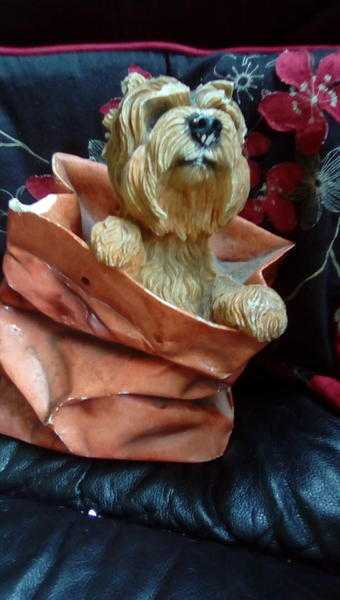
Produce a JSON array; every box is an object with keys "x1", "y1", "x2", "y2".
[{"x1": 91, "y1": 72, "x2": 287, "y2": 342}]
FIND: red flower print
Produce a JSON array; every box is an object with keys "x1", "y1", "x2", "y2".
[
  {"x1": 25, "y1": 175, "x2": 65, "y2": 200},
  {"x1": 244, "y1": 131, "x2": 270, "y2": 188},
  {"x1": 261, "y1": 163, "x2": 303, "y2": 231},
  {"x1": 259, "y1": 50, "x2": 340, "y2": 155},
  {"x1": 241, "y1": 133, "x2": 304, "y2": 233},
  {"x1": 244, "y1": 131, "x2": 271, "y2": 157},
  {"x1": 240, "y1": 197, "x2": 264, "y2": 226},
  {"x1": 309, "y1": 375, "x2": 340, "y2": 412},
  {"x1": 128, "y1": 64, "x2": 152, "y2": 78},
  {"x1": 99, "y1": 97, "x2": 121, "y2": 116}
]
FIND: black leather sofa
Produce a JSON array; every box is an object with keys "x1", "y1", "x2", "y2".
[{"x1": 0, "y1": 6, "x2": 339, "y2": 598}]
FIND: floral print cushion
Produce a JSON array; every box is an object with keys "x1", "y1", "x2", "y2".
[
  {"x1": 0, "y1": 44, "x2": 338, "y2": 569},
  {"x1": 0, "y1": 45, "x2": 339, "y2": 411}
]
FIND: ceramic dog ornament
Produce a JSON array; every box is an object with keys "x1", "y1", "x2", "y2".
[
  {"x1": 93, "y1": 73, "x2": 287, "y2": 342},
  {"x1": 0, "y1": 72, "x2": 292, "y2": 462}
]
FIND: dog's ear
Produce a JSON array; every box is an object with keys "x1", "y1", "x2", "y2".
[
  {"x1": 196, "y1": 80, "x2": 234, "y2": 98},
  {"x1": 121, "y1": 72, "x2": 147, "y2": 95},
  {"x1": 103, "y1": 108, "x2": 118, "y2": 132},
  {"x1": 103, "y1": 73, "x2": 147, "y2": 131}
]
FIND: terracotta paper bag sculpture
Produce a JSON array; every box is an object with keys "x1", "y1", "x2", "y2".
[{"x1": 0, "y1": 74, "x2": 292, "y2": 462}]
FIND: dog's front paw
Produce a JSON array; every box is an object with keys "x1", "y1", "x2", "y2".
[
  {"x1": 213, "y1": 284, "x2": 287, "y2": 342},
  {"x1": 91, "y1": 216, "x2": 144, "y2": 271}
]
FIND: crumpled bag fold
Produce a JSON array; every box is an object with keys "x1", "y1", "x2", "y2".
[{"x1": 0, "y1": 154, "x2": 292, "y2": 462}]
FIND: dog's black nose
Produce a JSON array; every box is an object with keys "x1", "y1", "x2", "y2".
[{"x1": 188, "y1": 114, "x2": 222, "y2": 146}]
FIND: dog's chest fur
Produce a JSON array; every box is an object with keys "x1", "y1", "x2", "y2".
[{"x1": 136, "y1": 236, "x2": 216, "y2": 317}]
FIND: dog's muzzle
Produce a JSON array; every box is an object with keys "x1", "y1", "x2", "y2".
[{"x1": 188, "y1": 113, "x2": 222, "y2": 147}]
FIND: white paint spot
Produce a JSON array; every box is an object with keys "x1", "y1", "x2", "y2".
[
  {"x1": 9, "y1": 194, "x2": 58, "y2": 215},
  {"x1": 10, "y1": 324, "x2": 21, "y2": 334},
  {"x1": 292, "y1": 100, "x2": 302, "y2": 114}
]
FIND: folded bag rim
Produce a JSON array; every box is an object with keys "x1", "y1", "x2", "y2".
[{"x1": 3, "y1": 153, "x2": 294, "y2": 380}]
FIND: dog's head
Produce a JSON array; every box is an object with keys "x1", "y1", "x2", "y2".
[{"x1": 103, "y1": 72, "x2": 250, "y2": 240}]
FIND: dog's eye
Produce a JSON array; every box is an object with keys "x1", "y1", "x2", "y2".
[
  {"x1": 145, "y1": 101, "x2": 169, "y2": 130},
  {"x1": 148, "y1": 108, "x2": 167, "y2": 129}
]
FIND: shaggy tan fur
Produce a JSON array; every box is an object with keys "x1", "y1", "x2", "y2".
[{"x1": 91, "y1": 73, "x2": 287, "y2": 342}]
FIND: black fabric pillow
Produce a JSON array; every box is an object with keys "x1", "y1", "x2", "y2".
[{"x1": 0, "y1": 44, "x2": 339, "y2": 573}]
